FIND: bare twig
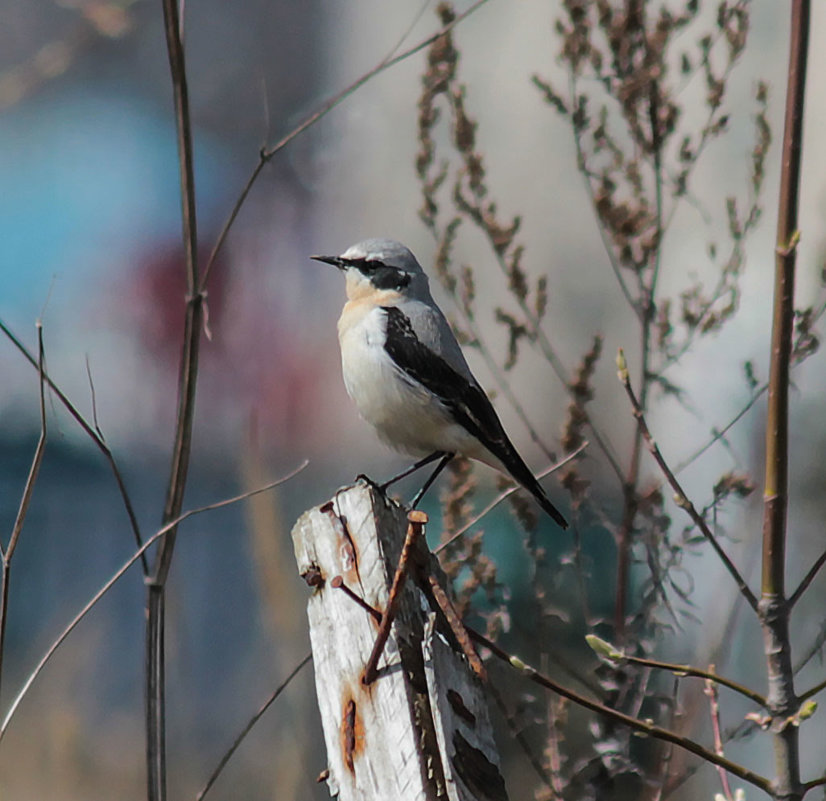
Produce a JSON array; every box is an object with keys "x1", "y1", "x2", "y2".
[
  {"x1": 434, "y1": 441, "x2": 587, "y2": 554},
  {"x1": 0, "y1": 318, "x2": 147, "y2": 572},
  {"x1": 0, "y1": 465, "x2": 306, "y2": 742},
  {"x1": 793, "y1": 620, "x2": 826, "y2": 677},
  {"x1": 470, "y1": 627, "x2": 772, "y2": 795},
  {"x1": 803, "y1": 774, "x2": 826, "y2": 795},
  {"x1": 798, "y1": 676, "x2": 826, "y2": 705},
  {"x1": 586, "y1": 636, "x2": 767, "y2": 709},
  {"x1": 200, "y1": 0, "x2": 491, "y2": 290},
  {"x1": 0, "y1": 324, "x2": 47, "y2": 696},
  {"x1": 84, "y1": 354, "x2": 103, "y2": 439},
  {"x1": 154, "y1": 0, "x2": 201, "y2": 586},
  {"x1": 487, "y1": 682, "x2": 554, "y2": 791},
  {"x1": 196, "y1": 652, "x2": 313, "y2": 801},
  {"x1": 648, "y1": 678, "x2": 679, "y2": 801},
  {"x1": 705, "y1": 666, "x2": 734, "y2": 801},
  {"x1": 616, "y1": 349, "x2": 759, "y2": 612},
  {"x1": 673, "y1": 383, "x2": 766, "y2": 475},
  {"x1": 788, "y1": 547, "x2": 826, "y2": 607},
  {"x1": 147, "y1": 1, "x2": 204, "y2": 797},
  {"x1": 477, "y1": 234, "x2": 625, "y2": 485}
]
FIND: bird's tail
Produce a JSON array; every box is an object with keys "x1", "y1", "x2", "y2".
[
  {"x1": 495, "y1": 448, "x2": 569, "y2": 530},
  {"x1": 519, "y1": 469, "x2": 569, "y2": 529}
]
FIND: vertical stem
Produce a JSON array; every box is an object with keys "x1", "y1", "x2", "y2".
[
  {"x1": 146, "y1": 1, "x2": 203, "y2": 799},
  {"x1": 762, "y1": 1, "x2": 807, "y2": 599},
  {"x1": 0, "y1": 326, "x2": 47, "y2": 699},
  {"x1": 614, "y1": 54, "x2": 664, "y2": 639},
  {"x1": 760, "y1": 2, "x2": 809, "y2": 799},
  {"x1": 614, "y1": 0, "x2": 668, "y2": 639}
]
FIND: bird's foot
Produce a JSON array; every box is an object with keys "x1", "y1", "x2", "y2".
[{"x1": 356, "y1": 474, "x2": 385, "y2": 494}]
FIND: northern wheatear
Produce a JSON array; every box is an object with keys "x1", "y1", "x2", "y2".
[{"x1": 312, "y1": 238, "x2": 568, "y2": 529}]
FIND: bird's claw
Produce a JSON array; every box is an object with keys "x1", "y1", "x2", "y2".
[{"x1": 356, "y1": 473, "x2": 384, "y2": 492}]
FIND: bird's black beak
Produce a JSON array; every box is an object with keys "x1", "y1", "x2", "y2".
[{"x1": 311, "y1": 254, "x2": 346, "y2": 270}]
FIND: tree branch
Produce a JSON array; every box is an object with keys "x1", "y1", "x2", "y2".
[
  {"x1": 616, "y1": 349, "x2": 759, "y2": 612},
  {"x1": 147, "y1": 1, "x2": 203, "y2": 798},
  {"x1": 788, "y1": 546, "x2": 826, "y2": 607},
  {"x1": 0, "y1": 324, "x2": 46, "y2": 698},
  {"x1": 200, "y1": 0, "x2": 491, "y2": 290},
  {"x1": 585, "y1": 635, "x2": 767, "y2": 709},
  {"x1": 758, "y1": 2, "x2": 809, "y2": 799},
  {"x1": 0, "y1": 318, "x2": 146, "y2": 572},
  {"x1": 471, "y1": 628, "x2": 772, "y2": 795},
  {"x1": 0, "y1": 465, "x2": 305, "y2": 744},
  {"x1": 196, "y1": 652, "x2": 313, "y2": 801}
]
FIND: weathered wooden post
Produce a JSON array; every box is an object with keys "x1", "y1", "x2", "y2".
[{"x1": 292, "y1": 481, "x2": 507, "y2": 801}]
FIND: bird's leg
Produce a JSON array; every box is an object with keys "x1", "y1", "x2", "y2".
[
  {"x1": 378, "y1": 450, "x2": 447, "y2": 491},
  {"x1": 410, "y1": 452, "x2": 454, "y2": 509}
]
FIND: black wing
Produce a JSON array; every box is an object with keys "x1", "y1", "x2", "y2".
[{"x1": 382, "y1": 306, "x2": 568, "y2": 529}]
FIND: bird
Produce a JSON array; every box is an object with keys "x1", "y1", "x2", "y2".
[{"x1": 312, "y1": 238, "x2": 568, "y2": 530}]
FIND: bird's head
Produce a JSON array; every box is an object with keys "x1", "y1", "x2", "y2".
[{"x1": 312, "y1": 238, "x2": 430, "y2": 303}]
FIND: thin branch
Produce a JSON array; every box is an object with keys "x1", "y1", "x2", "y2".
[
  {"x1": 705, "y1": 667, "x2": 734, "y2": 801},
  {"x1": 148, "y1": 1, "x2": 203, "y2": 797},
  {"x1": 568, "y1": 71, "x2": 639, "y2": 317},
  {"x1": 586, "y1": 637, "x2": 767, "y2": 709},
  {"x1": 84, "y1": 354, "x2": 103, "y2": 439},
  {"x1": 4, "y1": 324, "x2": 46, "y2": 564},
  {"x1": 0, "y1": 464, "x2": 307, "y2": 743},
  {"x1": 673, "y1": 383, "x2": 766, "y2": 475},
  {"x1": 441, "y1": 305, "x2": 560, "y2": 464},
  {"x1": 200, "y1": 0, "x2": 492, "y2": 290},
  {"x1": 434, "y1": 441, "x2": 587, "y2": 554},
  {"x1": 487, "y1": 681, "x2": 555, "y2": 792},
  {"x1": 0, "y1": 318, "x2": 147, "y2": 572},
  {"x1": 617, "y1": 349, "x2": 759, "y2": 613},
  {"x1": 803, "y1": 775, "x2": 826, "y2": 795},
  {"x1": 196, "y1": 652, "x2": 313, "y2": 801},
  {"x1": 798, "y1": 676, "x2": 826, "y2": 704},
  {"x1": 471, "y1": 627, "x2": 772, "y2": 795},
  {"x1": 154, "y1": 0, "x2": 201, "y2": 586},
  {"x1": 793, "y1": 620, "x2": 826, "y2": 677},
  {"x1": 472, "y1": 227, "x2": 625, "y2": 484},
  {"x1": 788, "y1": 546, "x2": 826, "y2": 607},
  {"x1": 0, "y1": 324, "x2": 47, "y2": 697},
  {"x1": 648, "y1": 678, "x2": 680, "y2": 801}
]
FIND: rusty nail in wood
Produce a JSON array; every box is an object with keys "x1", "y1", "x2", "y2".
[
  {"x1": 332, "y1": 576, "x2": 382, "y2": 623},
  {"x1": 408, "y1": 509, "x2": 428, "y2": 525},
  {"x1": 362, "y1": 512, "x2": 426, "y2": 685}
]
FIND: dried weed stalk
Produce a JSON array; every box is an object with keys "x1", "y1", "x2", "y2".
[{"x1": 408, "y1": 2, "x2": 825, "y2": 799}]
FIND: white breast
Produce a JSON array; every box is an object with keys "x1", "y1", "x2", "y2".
[{"x1": 337, "y1": 301, "x2": 485, "y2": 460}]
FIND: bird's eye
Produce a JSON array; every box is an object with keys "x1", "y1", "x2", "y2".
[
  {"x1": 371, "y1": 267, "x2": 410, "y2": 291},
  {"x1": 348, "y1": 258, "x2": 409, "y2": 290},
  {"x1": 351, "y1": 258, "x2": 381, "y2": 276}
]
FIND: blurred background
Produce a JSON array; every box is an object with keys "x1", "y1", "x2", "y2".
[{"x1": 0, "y1": 1, "x2": 824, "y2": 799}]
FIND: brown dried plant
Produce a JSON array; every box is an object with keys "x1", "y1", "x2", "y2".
[{"x1": 408, "y1": 2, "x2": 826, "y2": 800}]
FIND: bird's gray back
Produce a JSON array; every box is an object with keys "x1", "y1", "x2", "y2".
[{"x1": 394, "y1": 298, "x2": 474, "y2": 383}]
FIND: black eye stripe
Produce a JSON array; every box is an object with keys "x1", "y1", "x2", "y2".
[
  {"x1": 346, "y1": 258, "x2": 410, "y2": 290},
  {"x1": 344, "y1": 257, "x2": 381, "y2": 274}
]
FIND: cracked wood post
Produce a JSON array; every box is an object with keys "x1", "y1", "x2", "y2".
[{"x1": 292, "y1": 481, "x2": 507, "y2": 801}]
